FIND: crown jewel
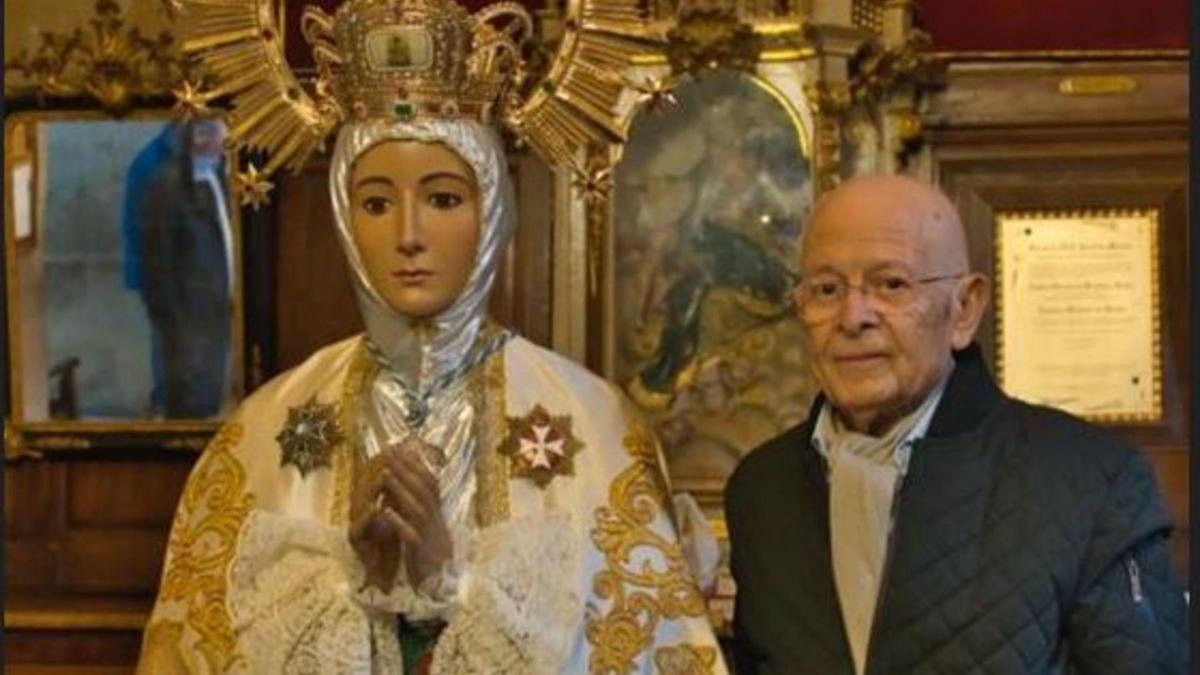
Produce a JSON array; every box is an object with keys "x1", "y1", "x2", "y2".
[{"x1": 303, "y1": 0, "x2": 532, "y2": 123}]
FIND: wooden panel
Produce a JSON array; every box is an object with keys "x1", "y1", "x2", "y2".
[
  {"x1": 274, "y1": 163, "x2": 363, "y2": 371},
  {"x1": 6, "y1": 541, "x2": 58, "y2": 592},
  {"x1": 5, "y1": 460, "x2": 60, "y2": 537},
  {"x1": 927, "y1": 62, "x2": 1186, "y2": 129},
  {"x1": 503, "y1": 150, "x2": 555, "y2": 348},
  {"x1": 925, "y1": 59, "x2": 1190, "y2": 576},
  {"x1": 6, "y1": 667, "x2": 134, "y2": 675},
  {"x1": 4, "y1": 630, "x2": 142, "y2": 668},
  {"x1": 59, "y1": 530, "x2": 170, "y2": 595},
  {"x1": 66, "y1": 460, "x2": 191, "y2": 529},
  {"x1": 5, "y1": 454, "x2": 195, "y2": 598},
  {"x1": 1146, "y1": 450, "x2": 1190, "y2": 577}
]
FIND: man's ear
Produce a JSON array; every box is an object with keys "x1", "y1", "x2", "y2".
[{"x1": 950, "y1": 273, "x2": 990, "y2": 350}]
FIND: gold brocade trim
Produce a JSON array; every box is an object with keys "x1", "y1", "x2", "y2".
[
  {"x1": 331, "y1": 340, "x2": 379, "y2": 526},
  {"x1": 137, "y1": 619, "x2": 188, "y2": 675},
  {"x1": 472, "y1": 333, "x2": 510, "y2": 527},
  {"x1": 653, "y1": 644, "x2": 718, "y2": 674},
  {"x1": 156, "y1": 423, "x2": 254, "y2": 673},
  {"x1": 586, "y1": 407, "x2": 707, "y2": 674}
]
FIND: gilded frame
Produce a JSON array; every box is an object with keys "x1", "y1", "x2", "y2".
[
  {"x1": 994, "y1": 207, "x2": 1163, "y2": 424},
  {"x1": 3, "y1": 109, "x2": 247, "y2": 458}
]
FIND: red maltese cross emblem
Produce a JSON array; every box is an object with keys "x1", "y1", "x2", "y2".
[{"x1": 499, "y1": 404, "x2": 584, "y2": 488}]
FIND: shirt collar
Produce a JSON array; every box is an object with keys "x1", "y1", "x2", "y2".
[{"x1": 811, "y1": 370, "x2": 951, "y2": 476}]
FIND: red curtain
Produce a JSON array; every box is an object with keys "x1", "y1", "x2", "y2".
[{"x1": 917, "y1": 0, "x2": 1187, "y2": 52}]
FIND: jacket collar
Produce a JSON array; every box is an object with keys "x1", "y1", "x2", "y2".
[{"x1": 801, "y1": 342, "x2": 1003, "y2": 440}]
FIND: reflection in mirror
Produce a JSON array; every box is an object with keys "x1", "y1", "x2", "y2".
[{"x1": 6, "y1": 114, "x2": 242, "y2": 423}]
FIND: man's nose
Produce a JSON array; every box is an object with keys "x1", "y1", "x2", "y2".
[
  {"x1": 394, "y1": 195, "x2": 425, "y2": 256},
  {"x1": 836, "y1": 285, "x2": 879, "y2": 333}
]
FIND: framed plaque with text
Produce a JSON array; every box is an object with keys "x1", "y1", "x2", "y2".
[{"x1": 996, "y1": 209, "x2": 1162, "y2": 423}]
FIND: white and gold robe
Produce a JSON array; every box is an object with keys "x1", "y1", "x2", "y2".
[{"x1": 137, "y1": 334, "x2": 727, "y2": 674}]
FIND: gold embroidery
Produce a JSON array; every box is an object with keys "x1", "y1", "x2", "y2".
[
  {"x1": 653, "y1": 644, "x2": 718, "y2": 674},
  {"x1": 473, "y1": 336, "x2": 510, "y2": 527},
  {"x1": 586, "y1": 405, "x2": 706, "y2": 674},
  {"x1": 330, "y1": 341, "x2": 378, "y2": 526},
  {"x1": 137, "y1": 619, "x2": 187, "y2": 675},
  {"x1": 157, "y1": 423, "x2": 254, "y2": 673}
]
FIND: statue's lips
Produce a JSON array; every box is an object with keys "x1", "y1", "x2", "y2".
[{"x1": 393, "y1": 269, "x2": 433, "y2": 285}]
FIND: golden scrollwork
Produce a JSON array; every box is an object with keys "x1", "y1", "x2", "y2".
[
  {"x1": 4, "y1": 0, "x2": 187, "y2": 113},
  {"x1": 586, "y1": 408, "x2": 707, "y2": 674},
  {"x1": 803, "y1": 81, "x2": 852, "y2": 193},
  {"x1": 664, "y1": 9, "x2": 762, "y2": 75},
  {"x1": 847, "y1": 29, "x2": 944, "y2": 107},
  {"x1": 654, "y1": 643, "x2": 719, "y2": 674},
  {"x1": 152, "y1": 422, "x2": 254, "y2": 673}
]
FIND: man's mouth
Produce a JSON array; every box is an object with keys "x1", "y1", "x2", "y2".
[{"x1": 833, "y1": 352, "x2": 888, "y2": 365}]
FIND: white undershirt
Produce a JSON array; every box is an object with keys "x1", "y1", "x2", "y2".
[{"x1": 811, "y1": 374, "x2": 948, "y2": 675}]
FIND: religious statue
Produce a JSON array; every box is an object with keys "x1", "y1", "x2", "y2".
[{"x1": 136, "y1": 0, "x2": 726, "y2": 672}]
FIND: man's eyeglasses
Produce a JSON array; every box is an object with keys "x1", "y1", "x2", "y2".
[{"x1": 793, "y1": 270, "x2": 964, "y2": 323}]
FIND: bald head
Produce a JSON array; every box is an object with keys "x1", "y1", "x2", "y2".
[
  {"x1": 803, "y1": 174, "x2": 969, "y2": 275},
  {"x1": 794, "y1": 173, "x2": 989, "y2": 435}
]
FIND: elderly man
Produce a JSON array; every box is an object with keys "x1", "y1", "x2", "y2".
[{"x1": 725, "y1": 175, "x2": 1187, "y2": 674}]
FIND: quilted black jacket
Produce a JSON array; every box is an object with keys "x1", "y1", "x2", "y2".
[{"x1": 725, "y1": 344, "x2": 1188, "y2": 675}]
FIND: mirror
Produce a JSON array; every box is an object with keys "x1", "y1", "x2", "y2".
[{"x1": 4, "y1": 112, "x2": 243, "y2": 434}]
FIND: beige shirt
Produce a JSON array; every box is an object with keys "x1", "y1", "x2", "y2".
[{"x1": 812, "y1": 376, "x2": 948, "y2": 675}]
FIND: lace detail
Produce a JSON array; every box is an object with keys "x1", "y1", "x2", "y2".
[
  {"x1": 433, "y1": 511, "x2": 583, "y2": 675},
  {"x1": 229, "y1": 510, "x2": 404, "y2": 674},
  {"x1": 346, "y1": 530, "x2": 466, "y2": 622}
]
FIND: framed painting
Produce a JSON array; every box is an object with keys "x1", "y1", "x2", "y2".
[{"x1": 609, "y1": 70, "x2": 820, "y2": 502}]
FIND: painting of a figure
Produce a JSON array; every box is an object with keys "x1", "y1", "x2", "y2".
[
  {"x1": 7, "y1": 117, "x2": 240, "y2": 422},
  {"x1": 613, "y1": 71, "x2": 819, "y2": 490}
]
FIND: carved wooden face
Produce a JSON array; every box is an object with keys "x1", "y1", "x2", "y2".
[{"x1": 348, "y1": 140, "x2": 480, "y2": 318}]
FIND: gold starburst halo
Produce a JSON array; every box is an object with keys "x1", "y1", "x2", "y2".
[{"x1": 174, "y1": 0, "x2": 667, "y2": 205}]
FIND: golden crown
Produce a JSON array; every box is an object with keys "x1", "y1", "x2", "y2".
[
  {"x1": 176, "y1": 0, "x2": 666, "y2": 206},
  {"x1": 302, "y1": 0, "x2": 532, "y2": 123}
]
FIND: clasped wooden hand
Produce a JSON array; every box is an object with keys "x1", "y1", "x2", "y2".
[{"x1": 349, "y1": 438, "x2": 451, "y2": 591}]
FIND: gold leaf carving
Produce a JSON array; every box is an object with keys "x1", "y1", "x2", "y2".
[{"x1": 5, "y1": 0, "x2": 187, "y2": 113}]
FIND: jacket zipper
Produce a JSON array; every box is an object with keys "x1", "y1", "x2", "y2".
[{"x1": 1126, "y1": 557, "x2": 1144, "y2": 604}]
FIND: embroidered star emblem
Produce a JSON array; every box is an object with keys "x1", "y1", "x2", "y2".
[
  {"x1": 276, "y1": 396, "x2": 344, "y2": 477},
  {"x1": 499, "y1": 404, "x2": 584, "y2": 488}
]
